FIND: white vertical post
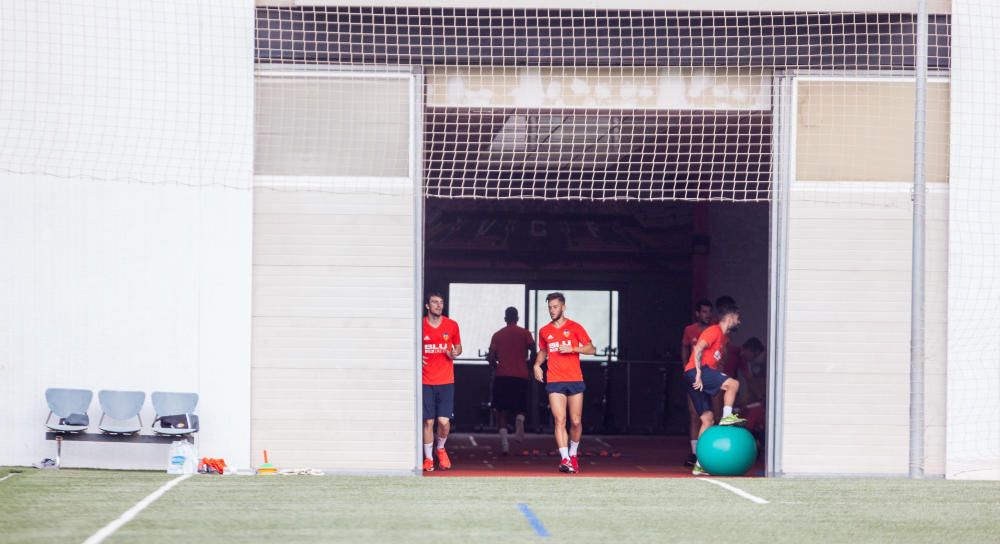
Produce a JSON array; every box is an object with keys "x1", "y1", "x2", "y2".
[{"x1": 910, "y1": 0, "x2": 928, "y2": 479}]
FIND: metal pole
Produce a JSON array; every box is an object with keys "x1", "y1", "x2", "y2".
[
  {"x1": 412, "y1": 68, "x2": 426, "y2": 476},
  {"x1": 909, "y1": 0, "x2": 928, "y2": 479}
]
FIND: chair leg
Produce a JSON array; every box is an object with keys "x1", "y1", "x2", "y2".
[{"x1": 55, "y1": 435, "x2": 62, "y2": 468}]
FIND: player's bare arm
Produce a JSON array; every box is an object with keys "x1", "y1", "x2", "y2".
[
  {"x1": 692, "y1": 339, "x2": 707, "y2": 391},
  {"x1": 533, "y1": 349, "x2": 547, "y2": 383}
]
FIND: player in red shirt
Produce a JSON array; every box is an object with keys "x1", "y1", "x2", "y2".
[
  {"x1": 533, "y1": 292, "x2": 596, "y2": 474},
  {"x1": 486, "y1": 307, "x2": 537, "y2": 455},
  {"x1": 685, "y1": 305, "x2": 746, "y2": 475},
  {"x1": 680, "y1": 299, "x2": 714, "y2": 466},
  {"x1": 421, "y1": 292, "x2": 462, "y2": 472}
]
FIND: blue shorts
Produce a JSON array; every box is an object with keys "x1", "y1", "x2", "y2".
[
  {"x1": 422, "y1": 384, "x2": 455, "y2": 420},
  {"x1": 545, "y1": 381, "x2": 586, "y2": 396},
  {"x1": 684, "y1": 367, "x2": 730, "y2": 415}
]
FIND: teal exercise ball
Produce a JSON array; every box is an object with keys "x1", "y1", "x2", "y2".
[{"x1": 696, "y1": 426, "x2": 757, "y2": 476}]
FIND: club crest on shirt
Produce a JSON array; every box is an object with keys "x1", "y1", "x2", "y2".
[
  {"x1": 713, "y1": 350, "x2": 722, "y2": 361},
  {"x1": 442, "y1": 333, "x2": 450, "y2": 341},
  {"x1": 562, "y1": 329, "x2": 571, "y2": 338}
]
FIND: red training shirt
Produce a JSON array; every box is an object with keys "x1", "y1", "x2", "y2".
[
  {"x1": 684, "y1": 324, "x2": 728, "y2": 372},
  {"x1": 681, "y1": 322, "x2": 708, "y2": 351},
  {"x1": 538, "y1": 319, "x2": 592, "y2": 383},
  {"x1": 490, "y1": 324, "x2": 535, "y2": 380},
  {"x1": 422, "y1": 316, "x2": 462, "y2": 385}
]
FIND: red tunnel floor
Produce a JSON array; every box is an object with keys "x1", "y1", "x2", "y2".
[{"x1": 424, "y1": 433, "x2": 766, "y2": 478}]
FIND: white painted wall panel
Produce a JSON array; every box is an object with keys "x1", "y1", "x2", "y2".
[
  {"x1": 0, "y1": 1, "x2": 255, "y2": 469},
  {"x1": 251, "y1": 170, "x2": 417, "y2": 471},
  {"x1": 782, "y1": 183, "x2": 948, "y2": 476}
]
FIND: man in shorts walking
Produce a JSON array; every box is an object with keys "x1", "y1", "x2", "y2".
[
  {"x1": 534, "y1": 292, "x2": 596, "y2": 474},
  {"x1": 422, "y1": 292, "x2": 462, "y2": 472},
  {"x1": 487, "y1": 307, "x2": 536, "y2": 455}
]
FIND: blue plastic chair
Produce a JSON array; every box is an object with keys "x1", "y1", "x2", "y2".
[
  {"x1": 151, "y1": 392, "x2": 199, "y2": 436},
  {"x1": 44, "y1": 388, "x2": 93, "y2": 432},
  {"x1": 97, "y1": 390, "x2": 145, "y2": 434}
]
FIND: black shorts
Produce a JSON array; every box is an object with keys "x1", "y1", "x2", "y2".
[
  {"x1": 422, "y1": 384, "x2": 455, "y2": 420},
  {"x1": 684, "y1": 367, "x2": 730, "y2": 415},
  {"x1": 492, "y1": 376, "x2": 530, "y2": 413},
  {"x1": 545, "y1": 381, "x2": 586, "y2": 396}
]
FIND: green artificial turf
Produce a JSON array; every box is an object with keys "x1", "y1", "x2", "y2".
[{"x1": 1, "y1": 469, "x2": 997, "y2": 543}]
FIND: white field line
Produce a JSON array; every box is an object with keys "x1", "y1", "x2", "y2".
[
  {"x1": 0, "y1": 473, "x2": 17, "y2": 483},
  {"x1": 469, "y1": 435, "x2": 478, "y2": 447},
  {"x1": 701, "y1": 478, "x2": 769, "y2": 504},
  {"x1": 593, "y1": 437, "x2": 611, "y2": 448},
  {"x1": 82, "y1": 474, "x2": 193, "y2": 544}
]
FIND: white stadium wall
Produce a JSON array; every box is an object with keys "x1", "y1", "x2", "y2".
[
  {"x1": 947, "y1": 0, "x2": 1000, "y2": 480},
  {"x1": 0, "y1": 2, "x2": 255, "y2": 469}
]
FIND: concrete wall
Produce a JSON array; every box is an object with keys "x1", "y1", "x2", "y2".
[
  {"x1": 0, "y1": 1, "x2": 255, "y2": 469},
  {"x1": 782, "y1": 183, "x2": 948, "y2": 476},
  {"x1": 251, "y1": 73, "x2": 419, "y2": 473},
  {"x1": 705, "y1": 203, "x2": 771, "y2": 355}
]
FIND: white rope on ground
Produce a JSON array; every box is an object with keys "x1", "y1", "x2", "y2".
[
  {"x1": 81, "y1": 474, "x2": 192, "y2": 544},
  {"x1": 700, "y1": 478, "x2": 769, "y2": 504}
]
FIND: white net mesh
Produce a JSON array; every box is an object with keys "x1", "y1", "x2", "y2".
[
  {"x1": 3, "y1": 2, "x2": 999, "y2": 478},
  {"x1": 946, "y1": 0, "x2": 1000, "y2": 480},
  {"x1": 253, "y1": 6, "x2": 949, "y2": 201},
  {"x1": 0, "y1": 1, "x2": 254, "y2": 190}
]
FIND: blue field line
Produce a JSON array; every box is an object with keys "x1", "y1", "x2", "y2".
[{"x1": 517, "y1": 502, "x2": 551, "y2": 537}]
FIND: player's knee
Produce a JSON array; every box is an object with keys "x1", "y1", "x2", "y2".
[
  {"x1": 569, "y1": 416, "x2": 582, "y2": 428},
  {"x1": 700, "y1": 413, "x2": 715, "y2": 426},
  {"x1": 436, "y1": 417, "x2": 450, "y2": 429},
  {"x1": 553, "y1": 415, "x2": 567, "y2": 426}
]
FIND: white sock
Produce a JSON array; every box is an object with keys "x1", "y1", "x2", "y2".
[
  {"x1": 499, "y1": 428, "x2": 509, "y2": 438},
  {"x1": 424, "y1": 444, "x2": 433, "y2": 459},
  {"x1": 723, "y1": 406, "x2": 733, "y2": 418},
  {"x1": 436, "y1": 436, "x2": 447, "y2": 450},
  {"x1": 691, "y1": 440, "x2": 698, "y2": 454},
  {"x1": 559, "y1": 447, "x2": 569, "y2": 460},
  {"x1": 499, "y1": 428, "x2": 509, "y2": 450},
  {"x1": 569, "y1": 440, "x2": 580, "y2": 457}
]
